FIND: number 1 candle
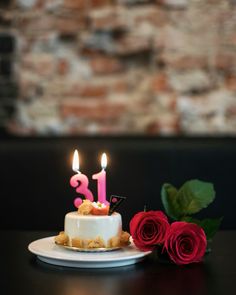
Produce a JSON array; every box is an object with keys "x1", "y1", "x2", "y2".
[
  {"x1": 92, "y1": 153, "x2": 109, "y2": 205},
  {"x1": 70, "y1": 150, "x2": 94, "y2": 208}
]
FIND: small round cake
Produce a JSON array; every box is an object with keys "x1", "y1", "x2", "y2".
[
  {"x1": 55, "y1": 200, "x2": 130, "y2": 249},
  {"x1": 65, "y1": 211, "x2": 122, "y2": 248}
]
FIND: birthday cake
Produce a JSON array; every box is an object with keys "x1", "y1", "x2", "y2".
[{"x1": 55, "y1": 200, "x2": 130, "y2": 249}]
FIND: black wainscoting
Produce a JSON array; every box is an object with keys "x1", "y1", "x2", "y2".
[{"x1": 0, "y1": 136, "x2": 235, "y2": 230}]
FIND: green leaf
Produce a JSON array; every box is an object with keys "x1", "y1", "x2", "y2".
[
  {"x1": 161, "y1": 179, "x2": 215, "y2": 220},
  {"x1": 177, "y1": 180, "x2": 215, "y2": 215},
  {"x1": 181, "y1": 216, "x2": 200, "y2": 224},
  {"x1": 182, "y1": 216, "x2": 223, "y2": 240},
  {"x1": 161, "y1": 183, "x2": 179, "y2": 220},
  {"x1": 199, "y1": 217, "x2": 223, "y2": 240}
]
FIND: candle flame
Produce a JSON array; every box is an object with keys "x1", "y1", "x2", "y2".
[
  {"x1": 72, "y1": 149, "x2": 80, "y2": 173},
  {"x1": 101, "y1": 153, "x2": 107, "y2": 170}
]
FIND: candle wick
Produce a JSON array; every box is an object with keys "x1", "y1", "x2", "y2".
[{"x1": 73, "y1": 169, "x2": 81, "y2": 174}]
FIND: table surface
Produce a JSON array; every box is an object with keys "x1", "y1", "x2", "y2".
[{"x1": 1, "y1": 230, "x2": 235, "y2": 295}]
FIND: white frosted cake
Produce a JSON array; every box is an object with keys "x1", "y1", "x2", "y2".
[
  {"x1": 55, "y1": 200, "x2": 130, "y2": 249},
  {"x1": 65, "y1": 211, "x2": 122, "y2": 247}
]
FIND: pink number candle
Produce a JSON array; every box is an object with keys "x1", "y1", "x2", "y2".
[
  {"x1": 70, "y1": 150, "x2": 94, "y2": 208},
  {"x1": 92, "y1": 153, "x2": 109, "y2": 205}
]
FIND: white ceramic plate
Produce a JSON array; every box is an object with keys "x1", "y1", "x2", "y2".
[{"x1": 28, "y1": 236, "x2": 151, "y2": 268}]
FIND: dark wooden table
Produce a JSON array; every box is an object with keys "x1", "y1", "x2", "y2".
[{"x1": 1, "y1": 230, "x2": 235, "y2": 295}]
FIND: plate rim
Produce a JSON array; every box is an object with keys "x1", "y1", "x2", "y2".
[{"x1": 37, "y1": 255, "x2": 146, "y2": 269}]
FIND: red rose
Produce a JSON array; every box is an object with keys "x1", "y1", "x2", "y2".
[
  {"x1": 129, "y1": 210, "x2": 170, "y2": 251},
  {"x1": 164, "y1": 221, "x2": 207, "y2": 265}
]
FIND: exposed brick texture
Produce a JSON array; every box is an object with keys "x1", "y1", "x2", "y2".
[{"x1": 0, "y1": 0, "x2": 236, "y2": 135}]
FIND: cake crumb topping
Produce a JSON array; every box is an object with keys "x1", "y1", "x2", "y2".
[
  {"x1": 71, "y1": 237, "x2": 83, "y2": 248},
  {"x1": 87, "y1": 237, "x2": 105, "y2": 248},
  {"x1": 55, "y1": 231, "x2": 69, "y2": 245},
  {"x1": 78, "y1": 199, "x2": 110, "y2": 215},
  {"x1": 108, "y1": 236, "x2": 120, "y2": 248},
  {"x1": 120, "y1": 231, "x2": 130, "y2": 246},
  {"x1": 55, "y1": 231, "x2": 130, "y2": 249},
  {"x1": 78, "y1": 200, "x2": 93, "y2": 215}
]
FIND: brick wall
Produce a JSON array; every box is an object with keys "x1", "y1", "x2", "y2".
[{"x1": 1, "y1": 0, "x2": 236, "y2": 136}]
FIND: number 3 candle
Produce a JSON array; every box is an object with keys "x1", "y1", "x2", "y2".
[
  {"x1": 92, "y1": 153, "x2": 109, "y2": 205},
  {"x1": 70, "y1": 150, "x2": 94, "y2": 208}
]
